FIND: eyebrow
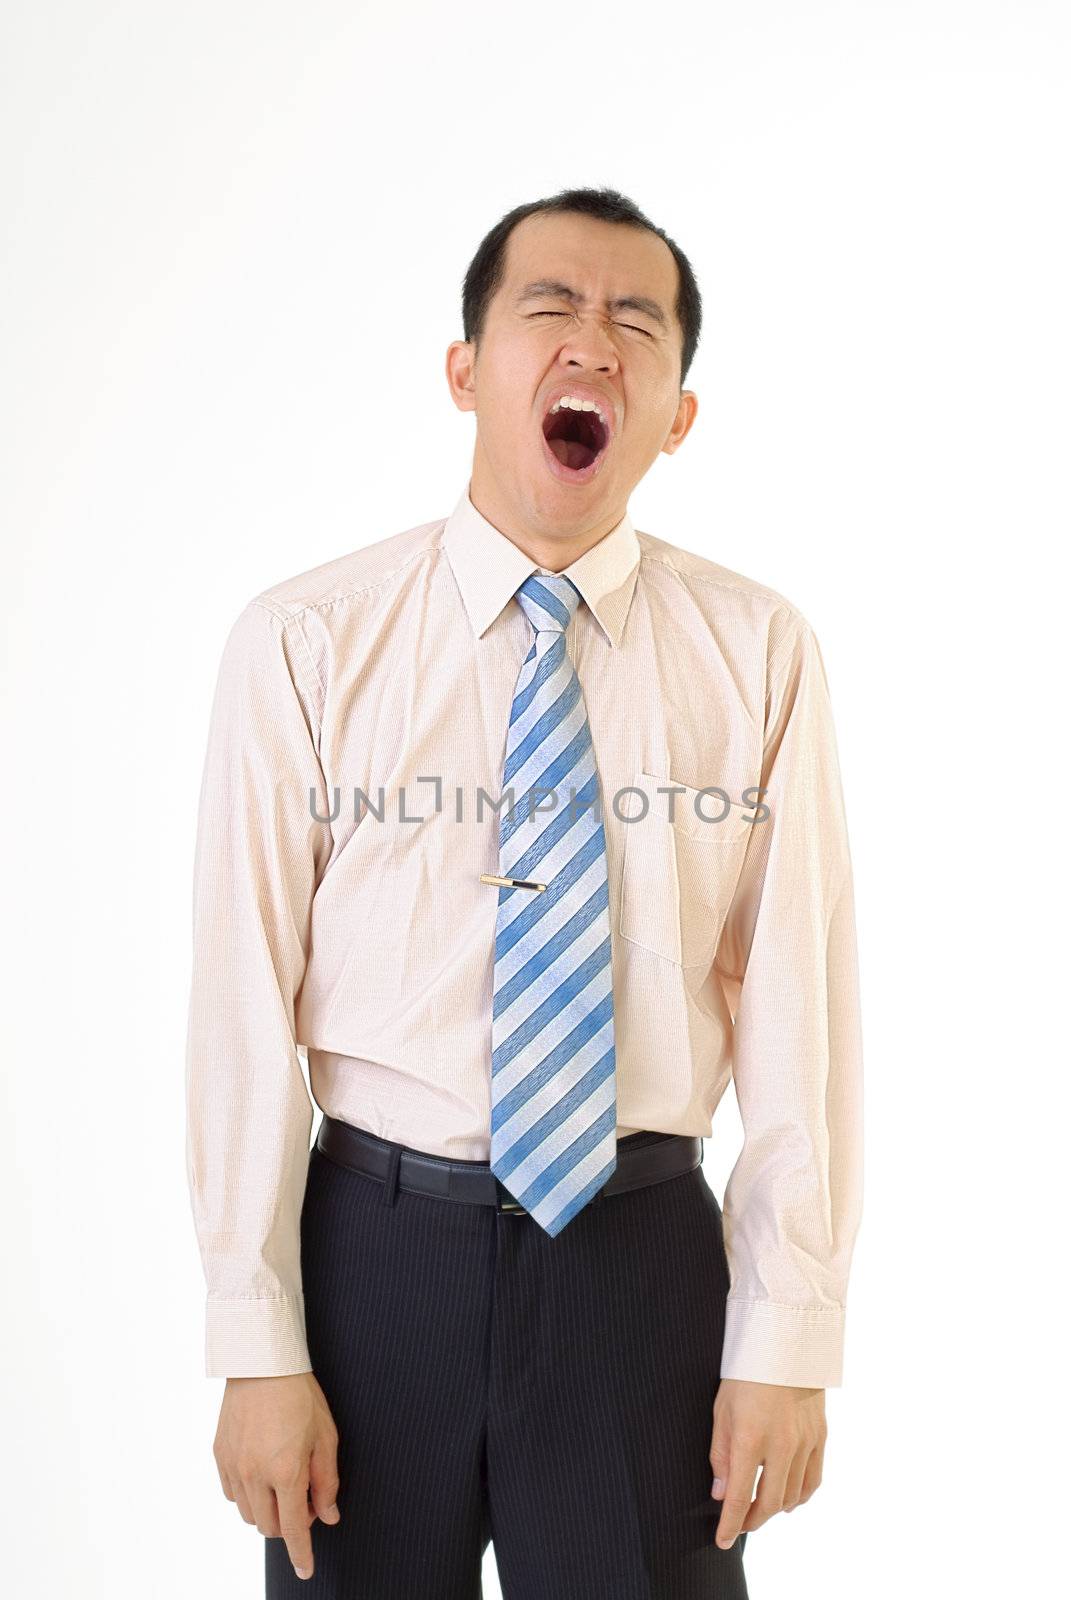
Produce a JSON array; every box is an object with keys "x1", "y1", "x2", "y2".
[{"x1": 514, "y1": 279, "x2": 668, "y2": 329}]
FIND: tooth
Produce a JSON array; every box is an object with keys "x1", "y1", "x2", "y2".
[{"x1": 546, "y1": 394, "x2": 608, "y2": 424}]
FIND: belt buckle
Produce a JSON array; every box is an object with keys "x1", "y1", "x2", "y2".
[{"x1": 496, "y1": 1183, "x2": 524, "y2": 1214}]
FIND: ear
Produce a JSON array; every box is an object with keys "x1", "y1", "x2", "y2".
[
  {"x1": 662, "y1": 389, "x2": 699, "y2": 456},
  {"x1": 445, "y1": 340, "x2": 477, "y2": 414}
]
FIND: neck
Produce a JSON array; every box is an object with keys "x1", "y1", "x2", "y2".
[{"x1": 467, "y1": 461, "x2": 625, "y2": 573}]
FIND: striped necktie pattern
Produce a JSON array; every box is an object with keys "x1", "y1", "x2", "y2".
[{"x1": 489, "y1": 571, "x2": 618, "y2": 1235}]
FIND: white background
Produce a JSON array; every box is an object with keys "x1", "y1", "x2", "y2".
[{"x1": 2, "y1": 2, "x2": 1068, "y2": 1595}]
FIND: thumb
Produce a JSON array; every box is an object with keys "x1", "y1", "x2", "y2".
[
  {"x1": 308, "y1": 1437, "x2": 341, "y2": 1524},
  {"x1": 709, "y1": 1416, "x2": 731, "y2": 1500}
]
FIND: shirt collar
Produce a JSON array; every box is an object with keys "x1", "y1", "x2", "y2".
[{"x1": 441, "y1": 482, "x2": 641, "y2": 648}]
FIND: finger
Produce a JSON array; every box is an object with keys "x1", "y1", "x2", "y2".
[
  {"x1": 704, "y1": 1401, "x2": 730, "y2": 1497},
  {"x1": 250, "y1": 1480, "x2": 282, "y2": 1540},
  {"x1": 798, "y1": 1443, "x2": 824, "y2": 1503},
  {"x1": 233, "y1": 1483, "x2": 257, "y2": 1526},
  {"x1": 215, "y1": 1461, "x2": 236, "y2": 1502},
  {"x1": 277, "y1": 1484, "x2": 316, "y2": 1580},
  {"x1": 715, "y1": 1443, "x2": 760, "y2": 1549},
  {"x1": 743, "y1": 1451, "x2": 790, "y2": 1532},
  {"x1": 308, "y1": 1436, "x2": 341, "y2": 1525},
  {"x1": 782, "y1": 1446, "x2": 810, "y2": 1511},
  {"x1": 709, "y1": 1418, "x2": 732, "y2": 1500}
]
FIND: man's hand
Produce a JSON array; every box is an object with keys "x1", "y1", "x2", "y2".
[
  {"x1": 709, "y1": 1378, "x2": 826, "y2": 1549},
  {"x1": 213, "y1": 1372, "x2": 341, "y2": 1582}
]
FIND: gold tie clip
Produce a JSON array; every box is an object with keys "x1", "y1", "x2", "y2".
[{"x1": 480, "y1": 873, "x2": 547, "y2": 892}]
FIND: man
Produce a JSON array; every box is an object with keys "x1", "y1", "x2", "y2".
[{"x1": 185, "y1": 185, "x2": 863, "y2": 1599}]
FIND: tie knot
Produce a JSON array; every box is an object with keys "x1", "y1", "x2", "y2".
[{"x1": 515, "y1": 571, "x2": 582, "y2": 635}]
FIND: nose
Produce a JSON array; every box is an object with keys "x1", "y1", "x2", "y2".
[{"x1": 556, "y1": 316, "x2": 620, "y2": 374}]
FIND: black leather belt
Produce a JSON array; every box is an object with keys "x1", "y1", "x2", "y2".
[{"x1": 315, "y1": 1115, "x2": 703, "y2": 1214}]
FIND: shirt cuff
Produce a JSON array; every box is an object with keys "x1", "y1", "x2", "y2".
[
  {"x1": 720, "y1": 1296, "x2": 847, "y2": 1389},
  {"x1": 204, "y1": 1294, "x2": 313, "y2": 1379}
]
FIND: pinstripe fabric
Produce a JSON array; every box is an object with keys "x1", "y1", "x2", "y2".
[
  {"x1": 490, "y1": 573, "x2": 617, "y2": 1233},
  {"x1": 265, "y1": 1129, "x2": 749, "y2": 1600}
]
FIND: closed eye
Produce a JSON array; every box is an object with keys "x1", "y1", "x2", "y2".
[{"x1": 527, "y1": 312, "x2": 653, "y2": 337}]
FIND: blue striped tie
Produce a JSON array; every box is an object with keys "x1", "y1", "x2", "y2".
[{"x1": 490, "y1": 571, "x2": 617, "y2": 1235}]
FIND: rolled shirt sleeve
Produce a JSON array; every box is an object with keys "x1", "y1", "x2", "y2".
[
  {"x1": 184, "y1": 598, "x2": 333, "y2": 1378},
  {"x1": 715, "y1": 612, "x2": 864, "y2": 1389}
]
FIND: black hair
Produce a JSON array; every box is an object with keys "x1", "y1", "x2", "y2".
[{"x1": 461, "y1": 186, "x2": 702, "y2": 388}]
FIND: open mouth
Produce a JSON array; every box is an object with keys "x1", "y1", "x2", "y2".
[{"x1": 541, "y1": 404, "x2": 610, "y2": 474}]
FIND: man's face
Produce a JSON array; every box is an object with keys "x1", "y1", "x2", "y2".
[{"x1": 447, "y1": 211, "x2": 698, "y2": 539}]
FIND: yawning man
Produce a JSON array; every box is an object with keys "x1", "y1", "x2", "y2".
[{"x1": 186, "y1": 184, "x2": 864, "y2": 1599}]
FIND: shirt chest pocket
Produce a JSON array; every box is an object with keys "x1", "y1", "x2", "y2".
[{"x1": 617, "y1": 771, "x2": 755, "y2": 968}]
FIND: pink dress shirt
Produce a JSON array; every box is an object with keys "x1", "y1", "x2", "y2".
[{"x1": 185, "y1": 483, "x2": 864, "y2": 1386}]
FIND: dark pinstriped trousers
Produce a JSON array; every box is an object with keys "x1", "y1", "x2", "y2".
[{"x1": 266, "y1": 1128, "x2": 749, "y2": 1599}]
